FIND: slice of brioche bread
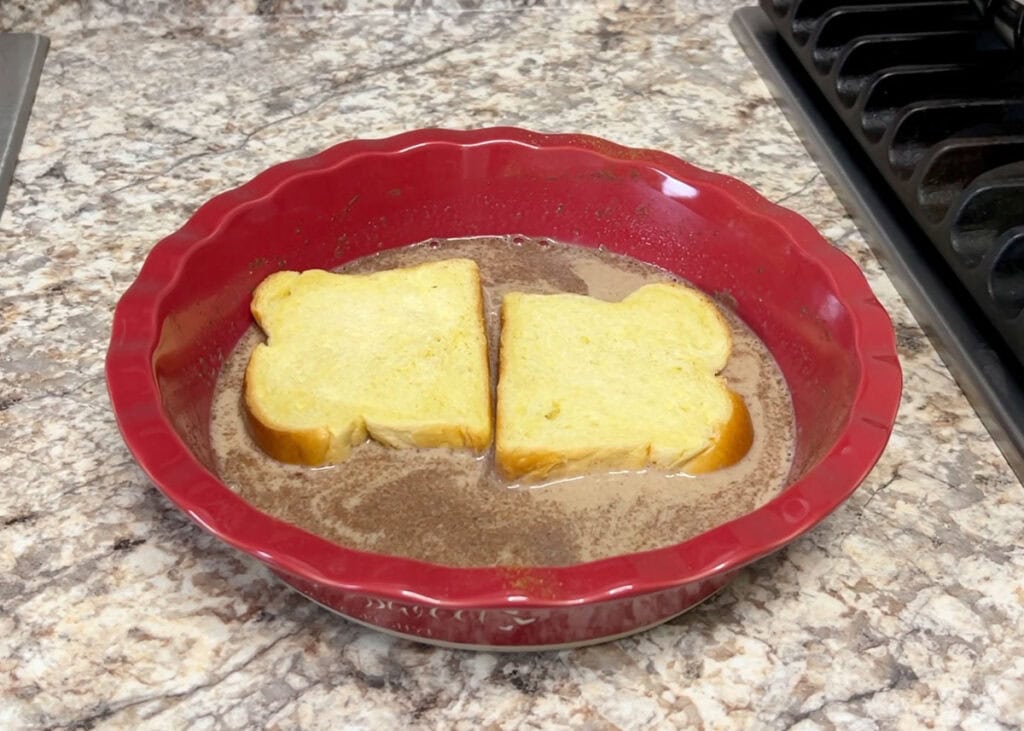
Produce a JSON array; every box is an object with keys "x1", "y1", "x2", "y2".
[
  {"x1": 495, "y1": 282, "x2": 752, "y2": 480},
  {"x1": 244, "y1": 259, "x2": 492, "y2": 466}
]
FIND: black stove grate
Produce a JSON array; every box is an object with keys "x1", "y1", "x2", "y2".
[
  {"x1": 732, "y1": 5, "x2": 1024, "y2": 479},
  {"x1": 763, "y1": 0, "x2": 1024, "y2": 365}
]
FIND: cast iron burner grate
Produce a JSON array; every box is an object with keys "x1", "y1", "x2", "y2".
[{"x1": 732, "y1": 3, "x2": 1024, "y2": 479}]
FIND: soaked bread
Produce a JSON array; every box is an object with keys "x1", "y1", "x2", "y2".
[
  {"x1": 210, "y1": 236, "x2": 795, "y2": 567},
  {"x1": 244, "y1": 259, "x2": 491, "y2": 466},
  {"x1": 496, "y1": 283, "x2": 750, "y2": 479}
]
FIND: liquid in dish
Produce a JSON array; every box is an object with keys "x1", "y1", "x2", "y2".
[{"x1": 210, "y1": 236, "x2": 795, "y2": 567}]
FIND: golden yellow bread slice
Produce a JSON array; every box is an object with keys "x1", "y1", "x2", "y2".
[
  {"x1": 495, "y1": 282, "x2": 752, "y2": 480},
  {"x1": 244, "y1": 259, "x2": 492, "y2": 466}
]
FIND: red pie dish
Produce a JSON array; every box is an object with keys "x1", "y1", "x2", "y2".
[{"x1": 106, "y1": 128, "x2": 902, "y2": 649}]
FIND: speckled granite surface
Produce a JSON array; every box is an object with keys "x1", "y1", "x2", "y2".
[{"x1": 1, "y1": 1, "x2": 1022, "y2": 728}]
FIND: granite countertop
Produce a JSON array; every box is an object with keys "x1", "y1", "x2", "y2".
[{"x1": 2, "y1": 1, "x2": 1022, "y2": 728}]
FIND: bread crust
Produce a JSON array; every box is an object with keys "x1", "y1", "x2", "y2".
[{"x1": 680, "y1": 389, "x2": 754, "y2": 475}]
